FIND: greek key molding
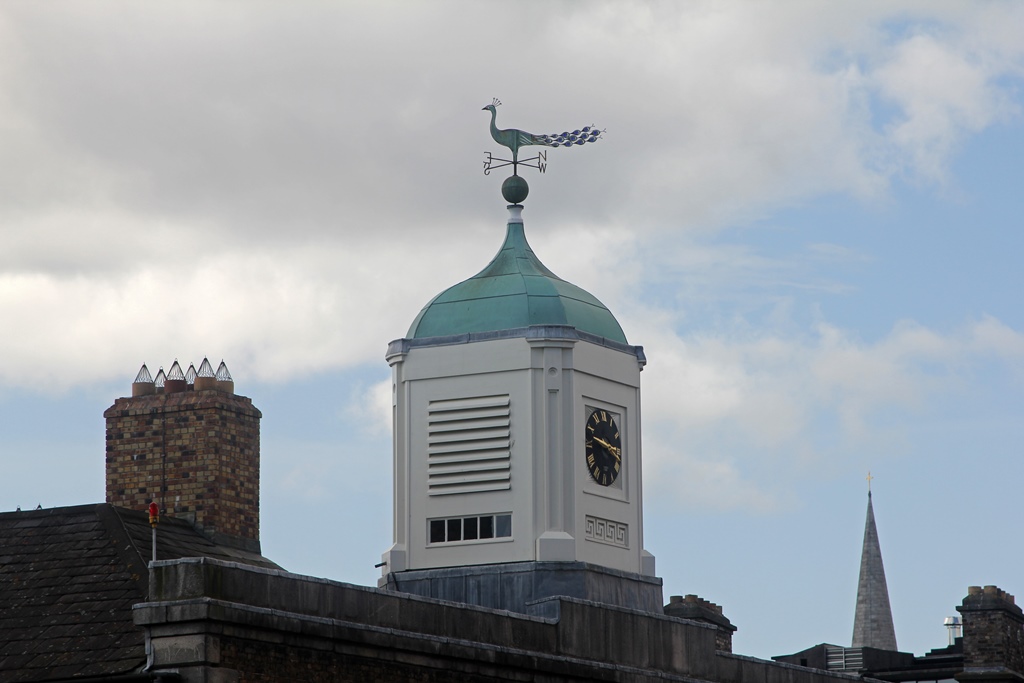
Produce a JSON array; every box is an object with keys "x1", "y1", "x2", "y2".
[{"x1": 584, "y1": 515, "x2": 628, "y2": 548}]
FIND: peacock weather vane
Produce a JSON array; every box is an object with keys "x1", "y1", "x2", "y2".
[{"x1": 482, "y1": 99, "x2": 604, "y2": 205}]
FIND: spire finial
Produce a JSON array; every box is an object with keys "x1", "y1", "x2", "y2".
[{"x1": 867, "y1": 470, "x2": 873, "y2": 494}]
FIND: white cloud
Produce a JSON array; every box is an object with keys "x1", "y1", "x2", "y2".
[
  {"x1": 645, "y1": 450, "x2": 783, "y2": 514},
  {"x1": 0, "y1": 4, "x2": 1021, "y2": 479},
  {"x1": 0, "y1": 239, "x2": 484, "y2": 391},
  {"x1": 348, "y1": 378, "x2": 393, "y2": 438},
  {"x1": 969, "y1": 315, "x2": 1024, "y2": 360},
  {"x1": 634, "y1": 315, "x2": 1024, "y2": 513},
  {"x1": 873, "y1": 32, "x2": 1020, "y2": 183},
  {"x1": 1, "y1": 2, "x2": 1020, "y2": 250}
]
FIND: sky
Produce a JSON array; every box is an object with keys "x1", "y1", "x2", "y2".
[{"x1": 1, "y1": 0, "x2": 1023, "y2": 661}]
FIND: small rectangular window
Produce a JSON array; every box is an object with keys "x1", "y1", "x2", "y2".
[
  {"x1": 429, "y1": 513, "x2": 510, "y2": 544},
  {"x1": 479, "y1": 515, "x2": 494, "y2": 539}
]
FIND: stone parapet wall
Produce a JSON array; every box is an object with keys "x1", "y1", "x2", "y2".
[
  {"x1": 136, "y1": 558, "x2": 870, "y2": 683},
  {"x1": 716, "y1": 653, "x2": 863, "y2": 683}
]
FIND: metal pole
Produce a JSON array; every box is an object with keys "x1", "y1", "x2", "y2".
[{"x1": 148, "y1": 501, "x2": 159, "y2": 564}]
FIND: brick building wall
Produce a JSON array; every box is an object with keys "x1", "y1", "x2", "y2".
[{"x1": 104, "y1": 390, "x2": 261, "y2": 550}]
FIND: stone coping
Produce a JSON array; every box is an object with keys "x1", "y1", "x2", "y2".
[{"x1": 387, "y1": 324, "x2": 646, "y2": 363}]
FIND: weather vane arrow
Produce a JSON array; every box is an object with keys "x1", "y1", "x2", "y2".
[{"x1": 481, "y1": 98, "x2": 604, "y2": 204}]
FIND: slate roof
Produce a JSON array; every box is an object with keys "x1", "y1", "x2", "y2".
[
  {"x1": 852, "y1": 491, "x2": 898, "y2": 651},
  {"x1": 0, "y1": 503, "x2": 279, "y2": 682}
]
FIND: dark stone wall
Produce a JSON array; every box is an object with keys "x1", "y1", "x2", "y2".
[
  {"x1": 714, "y1": 652, "x2": 863, "y2": 683},
  {"x1": 957, "y1": 585, "x2": 1024, "y2": 683},
  {"x1": 219, "y1": 634, "x2": 662, "y2": 683},
  {"x1": 220, "y1": 637, "x2": 498, "y2": 683},
  {"x1": 665, "y1": 594, "x2": 736, "y2": 653},
  {"x1": 137, "y1": 558, "x2": 869, "y2": 683},
  {"x1": 386, "y1": 561, "x2": 664, "y2": 616}
]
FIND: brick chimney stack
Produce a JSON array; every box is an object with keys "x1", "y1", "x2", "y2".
[
  {"x1": 105, "y1": 359, "x2": 262, "y2": 552},
  {"x1": 664, "y1": 594, "x2": 736, "y2": 653},
  {"x1": 956, "y1": 585, "x2": 1024, "y2": 683}
]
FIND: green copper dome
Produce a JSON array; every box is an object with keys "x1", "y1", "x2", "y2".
[{"x1": 407, "y1": 210, "x2": 627, "y2": 343}]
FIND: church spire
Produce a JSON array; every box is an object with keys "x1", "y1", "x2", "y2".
[{"x1": 852, "y1": 484, "x2": 898, "y2": 650}]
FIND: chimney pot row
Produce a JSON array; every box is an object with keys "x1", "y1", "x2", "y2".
[{"x1": 132, "y1": 358, "x2": 236, "y2": 396}]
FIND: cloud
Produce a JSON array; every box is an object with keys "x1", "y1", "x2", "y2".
[
  {"x1": 645, "y1": 450, "x2": 782, "y2": 514},
  {"x1": 0, "y1": 2, "x2": 1021, "y2": 396},
  {"x1": 2, "y1": 2, "x2": 1021, "y2": 242},
  {"x1": 0, "y1": 240, "x2": 479, "y2": 391},
  {"x1": 969, "y1": 314, "x2": 1024, "y2": 360},
  {"x1": 635, "y1": 315, "x2": 1024, "y2": 513},
  {"x1": 347, "y1": 378, "x2": 392, "y2": 438},
  {"x1": 873, "y1": 31, "x2": 1021, "y2": 183}
]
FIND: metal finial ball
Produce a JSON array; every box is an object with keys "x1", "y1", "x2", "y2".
[{"x1": 501, "y1": 175, "x2": 529, "y2": 204}]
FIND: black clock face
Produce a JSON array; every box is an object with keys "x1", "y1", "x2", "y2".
[{"x1": 585, "y1": 409, "x2": 621, "y2": 487}]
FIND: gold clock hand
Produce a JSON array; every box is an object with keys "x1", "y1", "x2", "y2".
[{"x1": 593, "y1": 437, "x2": 621, "y2": 460}]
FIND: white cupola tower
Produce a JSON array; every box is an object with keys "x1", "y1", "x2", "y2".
[{"x1": 379, "y1": 197, "x2": 660, "y2": 614}]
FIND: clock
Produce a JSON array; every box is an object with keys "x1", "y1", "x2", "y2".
[{"x1": 585, "y1": 409, "x2": 621, "y2": 486}]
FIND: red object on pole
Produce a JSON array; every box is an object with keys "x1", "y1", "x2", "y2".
[{"x1": 148, "y1": 502, "x2": 159, "y2": 564}]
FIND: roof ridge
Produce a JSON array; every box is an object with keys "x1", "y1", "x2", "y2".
[
  {"x1": 0, "y1": 502, "x2": 102, "y2": 518},
  {"x1": 98, "y1": 504, "x2": 151, "y2": 601}
]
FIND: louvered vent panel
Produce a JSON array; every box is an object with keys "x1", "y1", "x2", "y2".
[
  {"x1": 825, "y1": 647, "x2": 864, "y2": 671},
  {"x1": 428, "y1": 395, "x2": 510, "y2": 496}
]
